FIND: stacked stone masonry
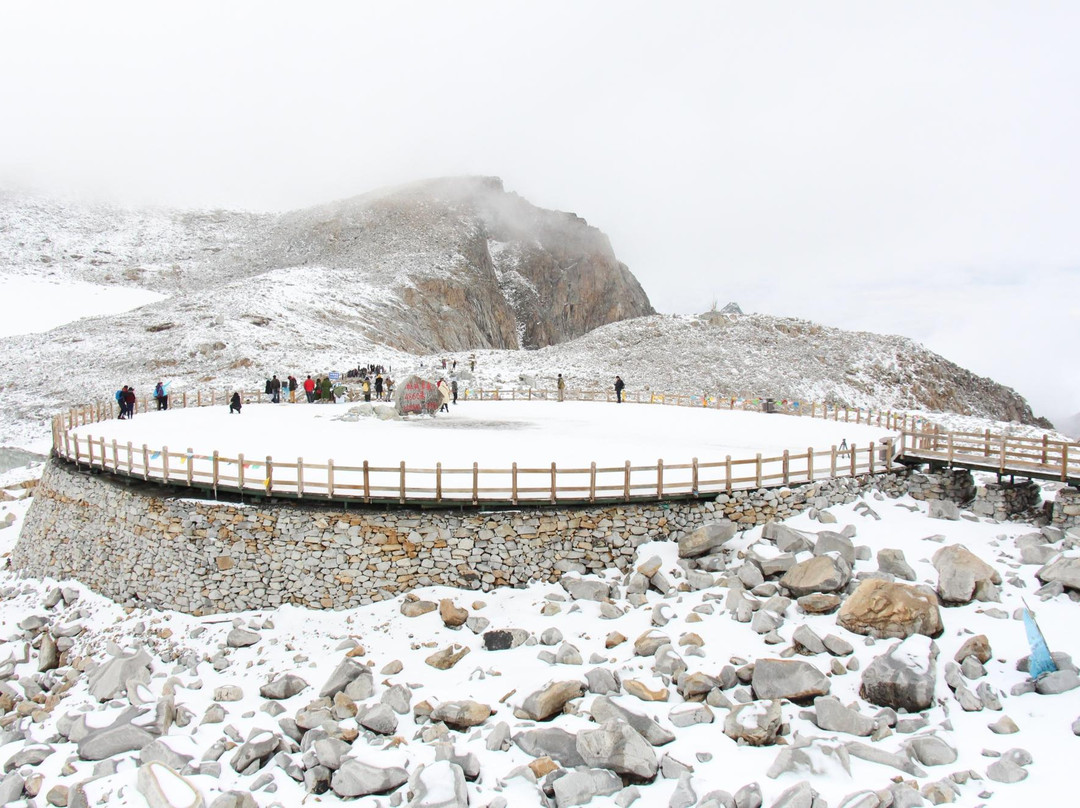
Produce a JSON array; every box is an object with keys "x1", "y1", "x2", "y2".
[
  {"x1": 16, "y1": 460, "x2": 913, "y2": 615},
  {"x1": 15, "y1": 460, "x2": 1075, "y2": 615},
  {"x1": 1052, "y1": 487, "x2": 1080, "y2": 531}
]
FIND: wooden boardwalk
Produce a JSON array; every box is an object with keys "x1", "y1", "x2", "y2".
[{"x1": 899, "y1": 429, "x2": 1079, "y2": 486}]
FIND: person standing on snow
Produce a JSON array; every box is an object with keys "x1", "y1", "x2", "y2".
[
  {"x1": 557, "y1": 374, "x2": 566, "y2": 402},
  {"x1": 270, "y1": 375, "x2": 281, "y2": 403},
  {"x1": 375, "y1": 374, "x2": 384, "y2": 400},
  {"x1": 288, "y1": 375, "x2": 298, "y2": 403},
  {"x1": 363, "y1": 378, "x2": 371, "y2": 402},
  {"x1": 230, "y1": 392, "x2": 242, "y2": 414},
  {"x1": 437, "y1": 379, "x2": 451, "y2": 413},
  {"x1": 303, "y1": 375, "x2": 316, "y2": 403},
  {"x1": 124, "y1": 386, "x2": 138, "y2": 418},
  {"x1": 451, "y1": 379, "x2": 458, "y2": 404},
  {"x1": 154, "y1": 381, "x2": 168, "y2": 410},
  {"x1": 614, "y1": 376, "x2": 625, "y2": 403}
]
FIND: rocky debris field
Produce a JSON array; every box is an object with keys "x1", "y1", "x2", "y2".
[{"x1": 0, "y1": 473, "x2": 1079, "y2": 807}]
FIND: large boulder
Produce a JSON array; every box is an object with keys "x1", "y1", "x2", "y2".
[
  {"x1": 407, "y1": 760, "x2": 468, "y2": 807},
  {"x1": 590, "y1": 695, "x2": 675, "y2": 746},
  {"x1": 1036, "y1": 557, "x2": 1080, "y2": 591},
  {"x1": 331, "y1": 757, "x2": 409, "y2": 798},
  {"x1": 513, "y1": 727, "x2": 586, "y2": 767},
  {"x1": 576, "y1": 720, "x2": 659, "y2": 782},
  {"x1": 779, "y1": 555, "x2": 852, "y2": 598},
  {"x1": 860, "y1": 635, "x2": 938, "y2": 712},
  {"x1": 762, "y1": 522, "x2": 813, "y2": 553},
  {"x1": 87, "y1": 648, "x2": 152, "y2": 702},
  {"x1": 430, "y1": 701, "x2": 491, "y2": 731},
  {"x1": 750, "y1": 659, "x2": 830, "y2": 703},
  {"x1": 393, "y1": 376, "x2": 442, "y2": 416},
  {"x1": 516, "y1": 681, "x2": 585, "y2": 721},
  {"x1": 932, "y1": 544, "x2": 1001, "y2": 604},
  {"x1": 723, "y1": 700, "x2": 783, "y2": 746},
  {"x1": 679, "y1": 521, "x2": 737, "y2": 558},
  {"x1": 837, "y1": 579, "x2": 943, "y2": 639},
  {"x1": 319, "y1": 658, "x2": 373, "y2": 700}
]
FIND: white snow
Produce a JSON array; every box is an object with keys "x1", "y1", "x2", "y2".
[{"x1": 0, "y1": 272, "x2": 165, "y2": 338}]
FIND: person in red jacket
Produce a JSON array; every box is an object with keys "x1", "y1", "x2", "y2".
[
  {"x1": 123, "y1": 386, "x2": 137, "y2": 418},
  {"x1": 303, "y1": 375, "x2": 316, "y2": 403}
]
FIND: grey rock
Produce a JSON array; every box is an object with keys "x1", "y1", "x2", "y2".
[
  {"x1": 229, "y1": 730, "x2": 279, "y2": 773},
  {"x1": 260, "y1": 674, "x2": 308, "y2": 700},
  {"x1": 0, "y1": 772, "x2": 22, "y2": 805},
  {"x1": 77, "y1": 707, "x2": 157, "y2": 761},
  {"x1": 482, "y1": 628, "x2": 530, "y2": 652},
  {"x1": 669, "y1": 703, "x2": 714, "y2": 727},
  {"x1": 1036, "y1": 556, "x2": 1080, "y2": 590},
  {"x1": 513, "y1": 727, "x2": 586, "y2": 767},
  {"x1": 591, "y1": 695, "x2": 675, "y2": 746},
  {"x1": 136, "y1": 761, "x2": 205, "y2": 808},
  {"x1": 877, "y1": 549, "x2": 916, "y2": 581},
  {"x1": 360, "y1": 703, "x2": 398, "y2": 735},
  {"x1": 407, "y1": 760, "x2": 468, "y2": 807},
  {"x1": 771, "y1": 781, "x2": 819, "y2": 808},
  {"x1": 313, "y1": 737, "x2": 351, "y2": 770},
  {"x1": 381, "y1": 683, "x2": 413, "y2": 714},
  {"x1": 724, "y1": 700, "x2": 782, "y2": 746},
  {"x1": 552, "y1": 768, "x2": 623, "y2": 808},
  {"x1": 139, "y1": 739, "x2": 194, "y2": 770},
  {"x1": 814, "y1": 531, "x2": 856, "y2": 564},
  {"x1": 576, "y1": 720, "x2": 659, "y2": 781},
  {"x1": 319, "y1": 657, "x2": 372, "y2": 700},
  {"x1": 791, "y1": 625, "x2": 826, "y2": 655},
  {"x1": 928, "y1": 500, "x2": 960, "y2": 520},
  {"x1": 811, "y1": 697, "x2": 876, "y2": 736},
  {"x1": 430, "y1": 700, "x2": 491, "y2": 730},
  {"x1": 208, "y1": 792, "x2": 258, "y2": 808},
  {"x1": 4, "y1": 743, "x2": 54, "y2": 773},
  {"x1": 679, "y1": 521, "x2": 737, "y2": 558},
  {"x1": 906, "y1": 735, "x2": 957, "y2": 766},
  {"x1": 226, "y1": 629, "x2": 261, "y2": 648},
  {"x1": 586, "y1": 667, "x2": 620, "y2": 695},
  {"x1": 780, "y1": 555, "x2": 852, "y2": 597},
  {"x1": 751, "y1": 659, "x2": 830, "y2": 703},
  {"x1": 517, "y1": 680, "x2": 585, "y2": 721},
  {"x1": 845, "y1": 742, "x2": 926, "y2": 777},
  {"x1": 861, "y1": 636, "x2": 938, "y2": 713},
  {"x1": 762, "y1": 522, "x2": 813, "y2": 553},
  {"x1": 734, "y1": 782, "x2": 763, "y2": 808},
  {"x1": 561, "y1": 576, "x2": 612, "y2": 601},
  {"x1": 669, "y1": 772, "x2": 697, "y2": 808},
  {"x1": 932, "y1": 544, "x2": 1002, "y2": 604},
  {"x1": 986, "y1": 758, "x2": 1028, "y2": 783},
  {"x1": 1035, "y1": 669, "x2": 1080, "y2": 694},
  {"x1": 330, "y1": 757, "x2": 409, "y2": 798},
  {"x1": 87, "y1": 647, "x2": 152, "y2": 702}
]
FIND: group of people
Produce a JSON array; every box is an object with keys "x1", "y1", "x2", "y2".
[
  {"x1": 360, "y1": 373, "x2": 394, "y2": 402},
  {"x1": 346, "y1": 363, "x2": 390, "y2": 380},
  {"x1": 114, "y1": 385, "x2": 138, "y2": 418},
  {"x1": 436, "y1": 378, "x2": 459, "y2": 412}
]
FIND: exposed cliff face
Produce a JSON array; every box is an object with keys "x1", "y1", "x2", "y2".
[{"x1": 258, "y1": 176, "x2": 655, "y2": 351}]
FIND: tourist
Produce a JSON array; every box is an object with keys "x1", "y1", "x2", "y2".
[
  {"x1": 614, "y1": 376, "x2": 625, "y2": 403},
  {"x1": 557, "y1": 374, "x2": 565, "y2": 402},
  {"x1": 154, "y1": 381, "x2": 168, "y2": 410},
  {"x1": 386, "y1": 378, "x2": 394, "y2": 400},
  {"x1": 270, "y1": 375, "x2": 281, "y2": 403},
  {"x1": 303, "y1": 375, "x2": 315, "y2": 403},
  {"x1": 451, "y1": 379, "x2": 458, "y2": 404},
  {"x1": 374, "y1": 373, "x2": 384, "y2": 400},
  {"x1": 288, "y1": 375, "x2": 298, "y2": 403},
  {"x1": 123, "y1": 386, "x2": 137, "y2": 418},
  {"x1": 363, "y1": 378, "x2": 371, "y2": 402},
  {"x1": 320, "y1": 377, "x2": 333, "y2": 403},
  {"x1": 116, "y1": 386, "x2": 127, "y2": 419},
  {"x1": 229, "y1": 392, "x2": 242, "y2": 414},
  {"x1": 437, "y1": 379, "x2": 451, "y2": 413}
]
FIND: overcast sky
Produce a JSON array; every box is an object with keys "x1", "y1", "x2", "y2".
[{"x1": 2, "y1": 2, "x2": 1077, "y2": 427}]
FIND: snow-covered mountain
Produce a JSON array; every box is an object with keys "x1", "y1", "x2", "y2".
[{"x1": 0, "y1": 181, "x2": 1052, "y2": 448}]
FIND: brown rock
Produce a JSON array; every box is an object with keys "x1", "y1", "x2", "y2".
[
  {"x1": 439, "y1": 599, "x2": 469, "y2": 628},
  {"x1": 516, "y1": 681, "x2": 585, "y2": 721},
  {"x1": 623, "y1": 679, "x2": 669, "y2": 702},
  {"x1": 955, "y1": 634, "x2": 992, "y2": 664},
  {"x1": 401, "y1": 599, "x2": 438, "y2": 618},
  {"x1": 425, "y1": 645, "x2": 470, "y2": 670},
  {"x1": 780, "y1": 555, "x2": 852, "y2": 597},
  {"x1": 837, "y1": 579, "x2": 943, "y2": 639},
  {"x1": 605, "y1": 632, "x2": 627, "y2": 649},
  {"x1": 529, "y1": 756, "x2": 559, "y2": 778},
  {"x1": 797, "y1": 594, "x2": 842, "y2": 614}
]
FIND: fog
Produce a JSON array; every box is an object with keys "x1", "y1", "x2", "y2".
[{"x1": 1, "y1": 1, "x2": 1077, "y2": 427}]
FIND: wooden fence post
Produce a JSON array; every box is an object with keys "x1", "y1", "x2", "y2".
[
  {"x1": 948, "y1": 434, "x2": 954, "y2": 466},
  {"x1": 87, "y1": 434, "x2": 95, "y2": 468},
  {"x1": 726, "y1": 456, "x2": 732, "y2": 492},
  {"x1": 869, "y1": 442, "x2": 875, "y2": 474},
  {"x1": 999, "y1": 437, "x2": 1007, "y2": 474},
  {"x1": 187, "y1": 448, "x2": 194, "y2": 486},
  {"x1": 692, "y1": 457, "x2": 699, "y2": 494},
  {"x1": 623, "y1": 461, "x2": 631, "y2": 501},
  {"x1": 1042, "y1": 435, "x2": 1049, "y2": 465},
  {"x1": 1063, "y1": 444, "x2": 1070, "y2": 482},
  {"x1": 590, "y1": 462, "x2": 597, "y2": 501},
  {"x1": 265, "y1": 456, "x2": 273, "y2": 495},
  {"x1": 472, "y1": 462, "x2": 479, "y2": 505},
  {"x1": 328, "y1": 459, "x2": 336, "y2": 499},
  {"x1": 512, "y1": 463, "x2": 519, "y2": 504},
  {"x1": 212, "y1": 451, "x2": 219, "y2": 491},
  {"x1": 808, "y1": 448, "x2": 815, "y2": 482},
  {"x1": 755, "y1": 454, "x2": 762, "y2": 488},
  {"x1": 236, "y1": 452, "x2": 245, "y2": 490},
  {"x1": 657, "y1": 459, "x2": 664, "y2": 498},
  {"x1": 830, "y1": 446, "x2": 837, "y2": 478},
  {"x1": 360, "y1": 460, "x2": 367, "y2": 502},
  {"x1": 550, "y1": 462, "x2": 557, "y2": 504},
  {"x1": 299, "y1": 458, "x2": 306, "y2": 498},
  {"x1": 782, "y1": 450, "x2": 789, "y2": 485},
  {"x1": 850, "y1": 444, "x2": 857, "y2": 477},
  {"x1": 162, "y1": 445, "x2": 171, "y2": 482},
  {"x1": 436, "y1": 462, "x2": 443, "y2": 503},
  {"x1": 984, "y1": 429, "x2": 991, "y2": 457}
]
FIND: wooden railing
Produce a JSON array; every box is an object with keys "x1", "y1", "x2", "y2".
[
  {"x1": 51, "y1": 387, "x2": 910, "y2": 506},
  {"x1": 901, "y1": 427, "x2": 1079, "y2": 483}
]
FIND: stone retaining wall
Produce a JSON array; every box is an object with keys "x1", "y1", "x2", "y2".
[
  {"x1": 1052, "y1": 487, "x2": 1080, "y2": 531},
  {"x1": 971, "y1": 480, "x2": 1043, "y2": 521},
  {"x1": 14, "y1": 460, "x2": 912, "y2": 615}
]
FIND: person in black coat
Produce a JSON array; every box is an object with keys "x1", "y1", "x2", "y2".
[
  {"x1": 230, "y1": 392, "x2": 242, "y2": 414},
  {"x1": 614, "y1": 376, "x2": 625, "y2": 403}
]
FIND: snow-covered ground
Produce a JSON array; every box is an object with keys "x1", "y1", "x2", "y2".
[
  {"x1": 2, "y1": 401, "x2": 1079, "y2": 807},
  {"x1": 0, "y1": 273, "x2": 165, "y2": 338}
]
